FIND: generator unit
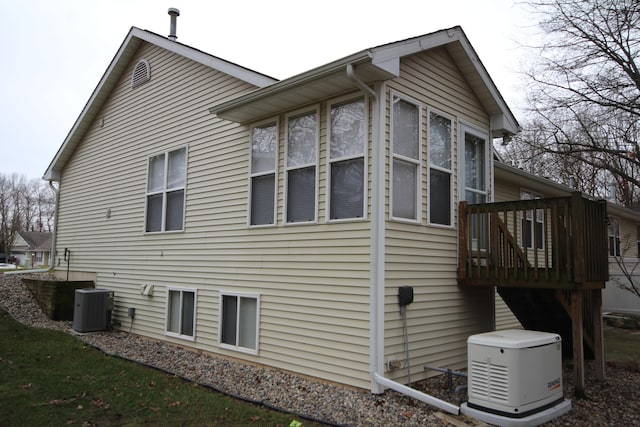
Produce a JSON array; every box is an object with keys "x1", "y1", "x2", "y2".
[
  {"x1": 461, "y1": 330, "x2": 571, "y2": 427},
  {"x1": 72, "y1": 288, "x2": 114, "y2": 333}
]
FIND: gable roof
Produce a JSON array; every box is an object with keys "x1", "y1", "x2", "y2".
[
  {"x1": 15, "y1": 231, "x2": 52, "y2": 251},
  {"x1": 209, "y1": 26, "x2": 520, "y2": 137},
  {"x1": 44, "y1": 27, "x2": 278, "y2": 181}
]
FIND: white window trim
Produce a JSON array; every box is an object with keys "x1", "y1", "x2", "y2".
[
  {"x1": 248, "y1": 119, "x2": 278, "y2": 228},
  {"x1": 520, "y1": 189, "x2": 545, "y2": 249},
  {"x1": 218, "y1": 291, "x2": 260, "y2": 355},
  {"x1": 427, "y1": 108, "x2": 455, "y2": 228},
  {"x1": 144, "y1": 145, "x2": 188, "y2": 234},
  {"x1": 284, "y1": 107, "x2": 320, "y2": 225},
  {"x1": 165, "y1": 287, "x2": 197, "y2": 341},
  {"x1": 326, "y1": 94, "x2": 369, "y2": 223},
  {"x1": 609, "y1": 217, "x2": 621, "y2": 257},
  {"x1": 458, "y1": 121, "x2": 491, "y2": 204},
  {"x1": 390, "y1": 91, "x2": 422, "y2": 224}
]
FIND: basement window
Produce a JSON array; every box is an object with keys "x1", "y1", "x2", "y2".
[
  {"x1": 131, "y1": 59, "x2": 151, "y2": 88},
  {"x1": 166, "y1": 288, "x2": 196, "y2": 340},
  {"x1": 220, "y1": 292, "x2": 259, "y2": 354}
]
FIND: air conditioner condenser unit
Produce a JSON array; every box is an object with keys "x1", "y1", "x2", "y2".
[
  {"x1": 72, "y1": 288, "x2": 114, "y2": 333},
  {"x1": 460, "y1": 329, "x2": 572, "y2": 427}
]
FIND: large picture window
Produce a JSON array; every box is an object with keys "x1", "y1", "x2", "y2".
[
  {"x1": 428, "y1": 112, "x2": 453, "y2": 226},
  {"x1": 166, "y1": 288, "x2": 196, "y2": 339},
  {"x1": 220, "y1": 292, "x2": 259, "y2": 353},
  {"x1": 250, "y1": 123, "x2": 277, "y2": 226},
  {"x1": 391, "y1": 95, "x2": 420, "y2": 221},
  {"x1": 329, "y1": 98, "x2": 366, "y2": 220},
  {"x1": 286, "y1": 111, "x2": 318, "y2": 223},
  {"x1": 146, "y1": 147, "x2": 187, "y2": 232}
]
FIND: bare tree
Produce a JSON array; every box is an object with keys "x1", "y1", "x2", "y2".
[
  {"x1": 0, "y1": 174, "x2": 55, "y2": 258},
  {"x1": 517, "y1": 0, "x2": 640, "y2": 206},
  {"x1": 0, "y1": 174, "x2": 24, "y2": 258},
  {"x1": 33, "y1": 181, "x2": 55, "y2": 232}
]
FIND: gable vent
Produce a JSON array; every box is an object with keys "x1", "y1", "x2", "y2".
[{"x1": 131, "y1": 59, "x2": 151, "y2": 88}]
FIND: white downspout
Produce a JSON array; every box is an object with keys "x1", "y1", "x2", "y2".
[
  {"x1": 5, "y1": 181, "x2": 59, "y2": 276},
  {"x1": 350, "y1": 62, "x2": 460, "y2": 415},
  {"x1": 347, "y1": 64, "x2": 376, "y2": 99}
]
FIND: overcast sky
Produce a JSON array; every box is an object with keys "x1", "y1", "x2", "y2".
[{"x1": 1, "y1": 0, "x2": 533, "y2": 180}]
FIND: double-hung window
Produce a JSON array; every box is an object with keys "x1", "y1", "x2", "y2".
[
  {"x1": 391, "y1": 95, "x2": 420, "y2": 221},
  {"x1": 286, "y1": 110, "x2": 318, "y2": 223},
  {"x1": 250, "y1": 122, "x2": 277, "y2": 226},
  {"x1": 428, "y1": 111, "x2": 453, "y2": 226},
  {"x1": 220, "y1": 292, "x2": 259, "y2": 353},
  {"x1": 329, "y1": 98, "x2": 366, "y2": 220},
  {"x1": 609, "y1": 218, "x2": 621, "y2": 256},
  {"x1": 146, "y1": 147, "x2": 187, "y2": 232},
  {"x1": 461, "y1": 126, "x2": 489, "y2": 250},
  {"x1": 521, "y1": 190, "x2": 544, "y2": 249},
  {"x1": 166, "y1": 288, "x2": 196, "y2": 340}
]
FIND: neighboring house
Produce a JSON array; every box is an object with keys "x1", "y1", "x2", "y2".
[
  {"x1": 43, "y1": 22, "x2": 604, "y2": 401},
  {"x1": 494, "y1": 162, "x2": 640, "y2": 317},
  {"x1": 11, "y1": 231, "x2": 52, "y2": 267}
]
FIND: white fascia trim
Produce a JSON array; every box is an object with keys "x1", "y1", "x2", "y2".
[
  {"x1": 369, "y1": 30, "x2": 461, "y2": 77},
  {"x1": 43, "y1": 27, "x2": 276, "y2": 181},
  {"x1": 134, "y1": 29, "x2": 277, "y2": 88},
  {"x1": 44, "y1": 28, "x2": 141, "y2": 180},
  {"x1": 210, "y1": 51, "x2": 373, "y2": 117},
  {"x1": 370, "y1": 26, "x2": 519, "y2": 136},
  {"x1": 370, "y1": 28, "x2": 462, "y2": 64}
]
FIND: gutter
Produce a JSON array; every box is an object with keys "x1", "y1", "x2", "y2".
[
  {"x1": 5, "y1": 181, "x2": 59, "y2": 276},
  {"x1": 354, "y1": 66, "x2": 460, "y2": 415}
]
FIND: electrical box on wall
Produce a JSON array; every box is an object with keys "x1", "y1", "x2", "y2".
[{"x1": 140, "y1": 284, "x2": 154, "y2": 296}]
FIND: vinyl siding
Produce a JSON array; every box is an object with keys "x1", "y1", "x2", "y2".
[
  {"x1": 383, "y1": 48, "x2": 494, "y2": 384},
  {"x1": 55, "y1": 43, "x2": 372, "y2": 388},
  {"x1": 604, "y1": 217, "x2": 640, "y2": 314},
  {"x1": 493, "y1": 171, "x2": 529, "y2": 329}
]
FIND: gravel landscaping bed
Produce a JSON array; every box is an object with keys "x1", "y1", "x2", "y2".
[{"x1": 1, "y1": 273, "x2": 639, "y2": 426}]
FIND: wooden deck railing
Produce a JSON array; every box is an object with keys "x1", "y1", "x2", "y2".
[{"x1": 458, "y1": 192, "x2": 608, "y2": 289}]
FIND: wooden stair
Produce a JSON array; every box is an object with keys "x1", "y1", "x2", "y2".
[{"x1": 497, "y1": 287, "x2": 594, "y2": 359}]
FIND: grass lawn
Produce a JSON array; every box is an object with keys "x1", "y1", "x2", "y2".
[
  {"x1": 2, "y1": 304, "x2": 639, "y2": 427},
  {"x1": 605, "y1": 326, "x2": 640, "y2": 367},
  {"x1": 0, "y1": 309, "x2": 322, "y2": 427}
]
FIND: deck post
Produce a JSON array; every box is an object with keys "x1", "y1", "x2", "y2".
[
  {"x1": 571, "y1": 192, "x2": 585, "y2": 284},
  {"x1": 591, "y1": 289, "x2": 605, "y2": 380},
  {"x1": 571, "y1": 290, "x2": 585, "y2": 397}
]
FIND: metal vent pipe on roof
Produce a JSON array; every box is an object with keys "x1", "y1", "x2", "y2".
[{"x1": 168, "y1": 8, "x2": 180, "y2": 41}]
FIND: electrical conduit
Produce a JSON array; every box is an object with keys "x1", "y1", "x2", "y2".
[{"x1": 349, "y1": 63, "x2": 460, "y2": 416}]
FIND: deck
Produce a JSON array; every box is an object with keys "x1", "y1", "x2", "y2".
[
  {"x1": 457, "y1": 192, "x2": 609, "y2": 395},
  {"x1": 458, "y1": 192, "x2": 608, "y2": 289}
]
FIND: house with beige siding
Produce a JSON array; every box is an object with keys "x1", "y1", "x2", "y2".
[
  {"x1": 493, "y1": 161, "x2": 640, "y2": 317},
  {"x1": 12, "y1": 231, "x2": 52, "y2": 267},
  {"x1": 45, "y1": 21, "x2": 609, "y2": 409}
]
